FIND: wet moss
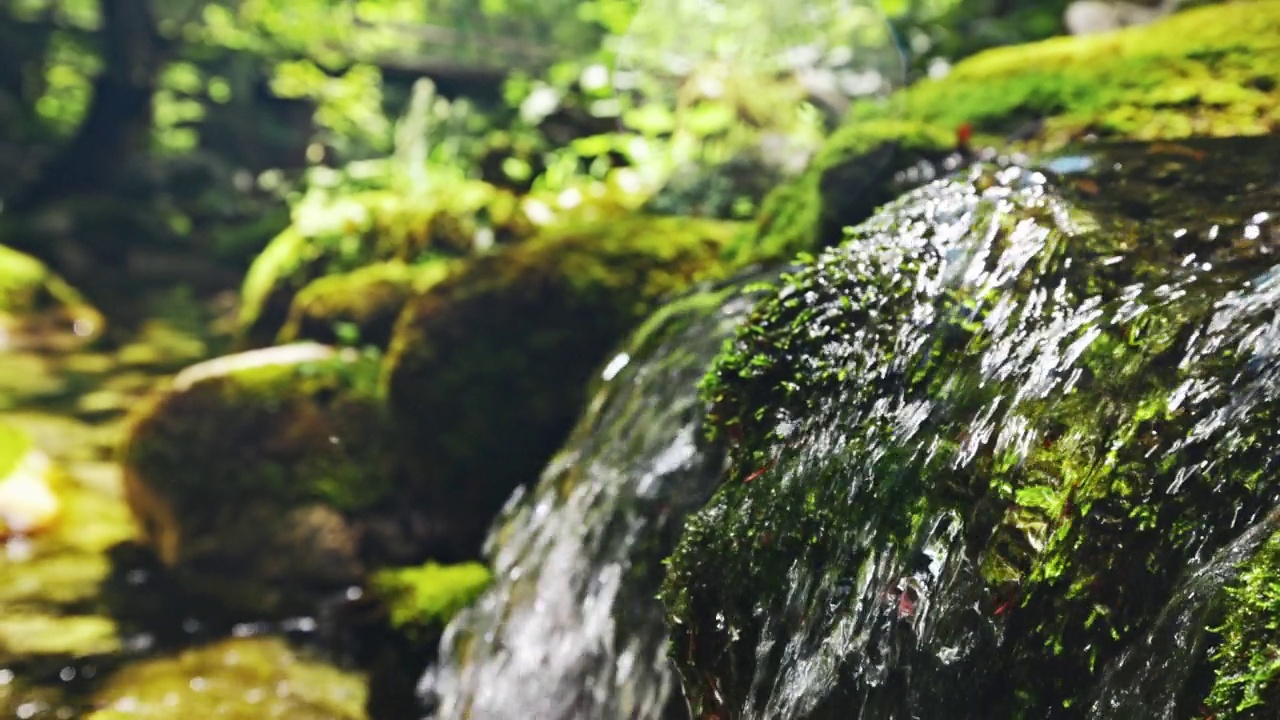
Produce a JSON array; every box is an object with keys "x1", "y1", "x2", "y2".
[
  {"x1": 664, "y1": 136, "x2": 1280, "y2": 717},
  {"x1": 734, "y1": 0, "x2": 1280, "y2": 263},
  {"x1": 277, "y1": 260, "x2": 455, "y2": 348},
  {"x1": 384, "y1": 214, "x2": 745, "y2": 558},
  {"x1": 237, "y1": 182, "x2": 531, "y2": 348},
  {"x1": 121, "y1": 344, "x2": 396, "y2": 612},
  {"x1": 1208, "y1": 529, "x2": 1280, "y2": 718}
]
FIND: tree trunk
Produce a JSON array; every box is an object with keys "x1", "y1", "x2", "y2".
[{"x1": 8, "y1": 0, "x2": 168, "y2": 216}]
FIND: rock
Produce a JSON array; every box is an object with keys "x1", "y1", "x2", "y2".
[
  {"x1": 1064, "y1": 0, "x2": 1176, "y2": 35},
  {"x1": 236, "y1": 183, "x2": 531, "y2": 348},
  {"x1": 277, "y1": 261, "x2": 454, "y2": 348},
  {"x1": 120, "y1": 343, "x2": 399, "y2": 615},
  {"x1": 733, "y1": 0, "x2": 1280, "y2": 264},
  {"x1": 86, "y1": 636, "x2": 368, "y2": 720},
  {"x1": 0, "y1": 243, "x2": 103, "y2": 351},
  {"x1": 663, "y1": 136, "x2": 1280, "y2": 717},
  {"x1": 384, "y1": 215, "x2": 744, "y2": 558}
]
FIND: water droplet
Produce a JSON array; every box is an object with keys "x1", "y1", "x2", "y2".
[{"x1": 58, "y1": 666, "x2": 76, "y2": 682}]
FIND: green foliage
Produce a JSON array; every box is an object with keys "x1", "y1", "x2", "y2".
[{"x1": 370, "y1": 561, "x2": 492, "y2": 639}]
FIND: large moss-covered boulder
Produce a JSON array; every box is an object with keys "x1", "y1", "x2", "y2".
[
  {"x1": 663, "y1": 136, "x2": 1280, "y2": 718},
  {"x1": 0, "y1": 244, "x2": 103, "y2": 349},
  {"x1": 384, "y1": 215, "x2": 744, "y2": 556},
  {"x1": 736, "y1": 0, "x2": 1280, "y2": 263},
  {"x1": 120, "y1": 343, "x2": 401, "y2": 614},
  {"x1": 236, "y1": 182, "x2": 531, "y2": 348},
  {"x1": 277, "y1": 260, "x2": 454, "y2": 348}
]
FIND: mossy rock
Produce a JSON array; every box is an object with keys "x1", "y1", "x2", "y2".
[
  {"x1": 734, "y1": 0, "x2": 1280, "y2": 264},
  {"x1": 277, "y1": 260, "x2": 455, "y2": 348},
  {"x1": 86, "y1": 636, "x2": 368, "y2": 720},
  {"x1": 383, "y1": 214, "x2": 744, "y2": 558},
  {"x1": 120, "y1": 343, "x2": 399, "y2": 615},
  {"x1": 0, "y1": 243, "x2": 103, "y2": 349},
  {"x1": 236, "y1": 182, "x2": 532, "y2": 348},
  {"x1": 663, "y1": 136, "x2": 1280, "y2": 717}
]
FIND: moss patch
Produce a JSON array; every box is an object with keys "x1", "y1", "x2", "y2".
[
  {"x1": 236, "y1": 183, "x2": 531, "y2": 348},
  {"x1": 370, "y1": 561, "x2": 491, "y2": 641},
  {"x1": 1208, "y1": 528, "x2": 1280, "y2": 718},
  {"x1": 277, "y1": 260, "x2": 454, "y2": 348},
  {"x1": 733, "y1": 0, "x2": 1280, "y2": 263}
]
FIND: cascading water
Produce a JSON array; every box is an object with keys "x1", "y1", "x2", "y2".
[
  {"x1": 663, "y1": 135, "x2": 1280, "y2": 718},
  {"x1": 421, "y1": 274, "x2": 775, "y2": 719}
]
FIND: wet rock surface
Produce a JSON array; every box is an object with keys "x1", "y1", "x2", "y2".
[{"x1": 664, "y1": 135, "x2": 1280, "y2": 718}]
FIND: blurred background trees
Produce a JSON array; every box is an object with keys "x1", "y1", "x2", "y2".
[{"x1": 0, "y1": 0, "x2": 1071, "y2": 283}]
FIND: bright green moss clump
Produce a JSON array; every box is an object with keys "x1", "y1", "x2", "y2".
[
  {"x1": 384, "y1": 214, "x2": 744, "y2": 557},
  {"x1": 370, "y1": 561, "x2": 492, "y2": 641},
  {"x1": 735, "y1": 0, "x2": 1280, "y2": 263},
  {"x1": 121, "y1": 344, "x2": 397, "y2": 613}
]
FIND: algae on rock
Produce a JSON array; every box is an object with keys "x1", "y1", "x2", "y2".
[
  {"x1": 664, "y1": 136, "x2": 1280, "y2": 718},
  {"x1": 735, "y1": 0, "x2": 1280, "y2": 264},
  {"x1": 384, "y1": 214, "x2": 745, "y2": 559}
]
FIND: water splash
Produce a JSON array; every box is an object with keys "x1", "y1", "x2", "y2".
[{"x1": 422, "y1": 274, "x2": 774, "y2": 719}]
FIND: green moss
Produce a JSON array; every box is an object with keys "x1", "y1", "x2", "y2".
[
  {"x1": 277, "y1": 260, "x2": 455, "y2": 348},
  {"x1": 123, "y1": 346, "x2": 392, "y2": 517},
  {"x1": 732, "y1": 0, "x2": 1280, "y2": 263},
  {"x1": 858, "y1": 1, "x2": 1280, "y2": 144},
  {"x1": 370, "y1": 561, "x2": 492, "y2": 640},
  {"x1": 664, "y1": 136, "x2": 1280, "y2": 717},
  {"x1": 236, "y1": 182, "x2": 531, "y2": 348},
  {"x1": 1208, "y1": 529, "x2": 1280, "y2": 718},
  {"x1": 384, "y1": 214, "x2": 745, "y2": 555}
]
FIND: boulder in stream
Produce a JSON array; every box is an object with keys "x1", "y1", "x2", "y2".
[
  {"x1": 121, "y1": 342, "x2": 399, "y2": 615},
  {"x1": 276, "y1": 260, "x2": 455, "y2": 349},
  {"x1": 663, "y1": 135, "x2": 1280, "y2": 718}
]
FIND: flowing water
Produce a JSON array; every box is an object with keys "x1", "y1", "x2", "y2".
[
  {"x1": 662, "y1": 136, "x2": 1280, "y2": 718},
  {"x1": 421, "y1": 273, "x2": 775, "y2": 720}
]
